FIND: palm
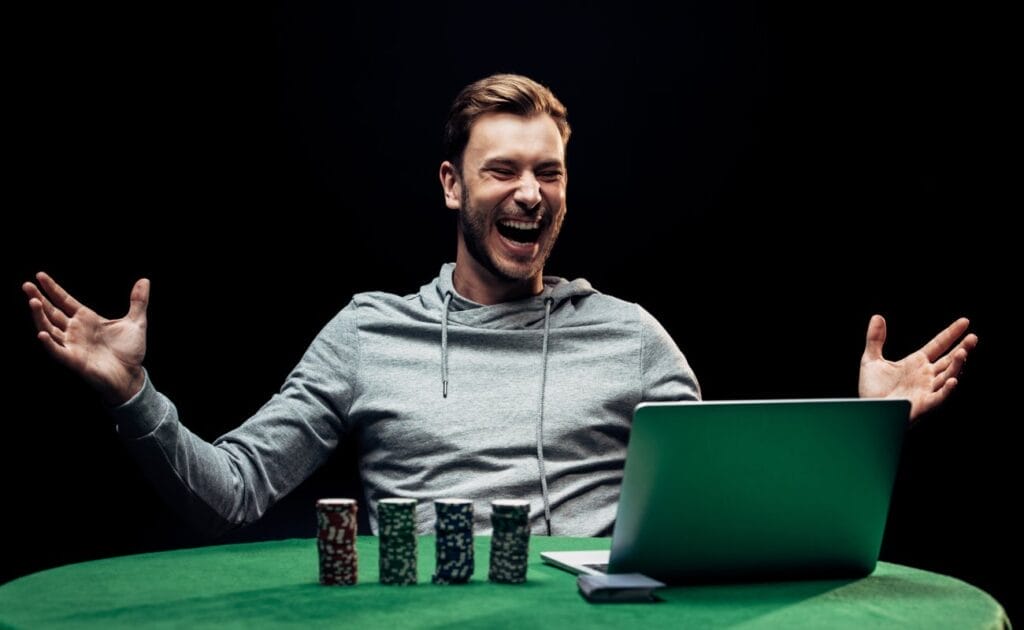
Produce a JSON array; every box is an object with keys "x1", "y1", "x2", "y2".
[
  {"x1": 860, "y1": 350, "x2": 935, "y2": 416},
  {"x1": 24, "y1": 272, "x2": 150, "y2": 405},
  {"x1": 858, "y1": 315, "x2": 977, "y2": 421},
  {"x1": 62, "y1": 306, "x2": 147, "y2": 390}
]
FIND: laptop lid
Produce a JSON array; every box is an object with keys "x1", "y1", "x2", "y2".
[{"x1": 607, "y1": 398, "x2": 909, "y2": 583}]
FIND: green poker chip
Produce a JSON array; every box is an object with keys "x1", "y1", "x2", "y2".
[
  {"x1": 488, "y1": 500, "x2": 530, "y2": 584},
  {"x1": 379, "y1": 498, "x2": 418, "y2": 585}
]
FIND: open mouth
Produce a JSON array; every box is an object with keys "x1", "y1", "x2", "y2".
[{"x1": 495, "y1": 218, "x2": 542, "y2": 244}]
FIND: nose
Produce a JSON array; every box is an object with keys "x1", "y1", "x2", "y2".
[{"x1": 513, "y1": 172, "x2": 542, "y2": 211}]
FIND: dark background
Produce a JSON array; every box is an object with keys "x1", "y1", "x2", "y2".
[{"x1": 4, "y1": 0, "x2": 1015, "y2": 619}]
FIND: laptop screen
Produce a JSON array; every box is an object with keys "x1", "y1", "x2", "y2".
[{"x1": 608, "y1": 398, "x2": 909, "y2": 583}]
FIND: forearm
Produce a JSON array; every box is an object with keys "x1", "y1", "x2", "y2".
[
  {"x1": 109, "y1": 372, "x2": 255, "y2": 536},
  {"x1": 107, "y1": 305, "x2": 358, "y2": 536},
  {"x1": 110, "y1": 371, "x2": 341, "y2": 537}
]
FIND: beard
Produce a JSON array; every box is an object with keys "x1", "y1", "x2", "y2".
[{"x1": 458, "y1": 182, "x2": 564, "y2": 283}]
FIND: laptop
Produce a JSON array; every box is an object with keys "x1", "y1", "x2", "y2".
[{"x1": 542, "y1": 398, "x2": 909, "y2": 583}]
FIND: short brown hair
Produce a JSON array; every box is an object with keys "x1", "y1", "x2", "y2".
[{"x1": 443, "y1": 74, "x2": 571, "y2": 170}]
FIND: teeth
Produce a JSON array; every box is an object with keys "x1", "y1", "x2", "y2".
[{"x1": 498, "y1": 219, "x2": 541, "y2": 230}]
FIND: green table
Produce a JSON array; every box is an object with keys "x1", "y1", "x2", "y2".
[{"x1": 0, "y1": 536, "x2": 1009, "y2": 629}]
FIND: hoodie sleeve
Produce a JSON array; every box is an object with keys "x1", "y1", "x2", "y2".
[
  {"x1": 637, "y1": 305, "x2": 702, "y2": 402},
  {"x1": 109, "y1": 302, "x2": 361, "y2": 537}
]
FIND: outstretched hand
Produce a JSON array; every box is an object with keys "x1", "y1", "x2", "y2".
[
  {"x1": 859, "y1": 315, "x2": 977, "y2": 422},
  {"x1": 23, "y1": 272, "x2": 150, "y2": 406}
]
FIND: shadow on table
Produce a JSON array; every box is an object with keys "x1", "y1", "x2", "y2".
[
  {"x1": 649, "y1": 577, "x2": 853, "y2": 625},
  {"x1": 658, "y1": 573, "x2": 959, "y2": 627}
]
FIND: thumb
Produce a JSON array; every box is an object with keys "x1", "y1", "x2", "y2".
[
  {"x1": 863, "y1": 314, "x2": 886, "y2": 361},
  {"x1": 127, "y1": 278, "x2": 150, "y2": 322}
]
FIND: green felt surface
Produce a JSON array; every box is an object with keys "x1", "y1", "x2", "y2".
[{"x1": 0, "y1": 536, "x2": 1010, "y2": 629}]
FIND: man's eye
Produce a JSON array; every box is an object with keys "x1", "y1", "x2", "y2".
[{"x1": 540, "y1": 172, "x2": 563, "y2": 181}]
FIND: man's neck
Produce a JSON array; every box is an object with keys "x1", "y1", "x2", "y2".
[{"x1": 452, "y1": 256, "x2": 543, "y2": 306}]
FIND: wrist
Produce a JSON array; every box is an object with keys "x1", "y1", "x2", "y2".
[{"x1": 103, "y1": 368, "x2": 146, "y2": 407}]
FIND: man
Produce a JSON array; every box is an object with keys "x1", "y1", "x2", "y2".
[{"x1": 22, "y1": 74, "x2": 976, "y2": 537}]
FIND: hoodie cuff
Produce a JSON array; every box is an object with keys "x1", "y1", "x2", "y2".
[{"x1": 109, "y1": 369, "x2": 168, "y2": 439}]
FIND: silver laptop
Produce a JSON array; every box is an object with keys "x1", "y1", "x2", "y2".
[{"x1": 542, "y1": 398, "x2": 909, "y2": 583}]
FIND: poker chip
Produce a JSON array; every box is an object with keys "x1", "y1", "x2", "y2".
[
  {"x1": 378, "y1": 498, "x2": 418, "y2": 585},
  {"x1": 432, "y1": 499, "x2": 474, "y2": 584},
  {"x1": 316, "y1": 498, "x2": 358, "y2": 586},
  {"x1": 488, "y1": 500, "x2": 531, "y2": 584}
]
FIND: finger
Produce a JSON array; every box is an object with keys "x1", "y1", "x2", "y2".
[
  {"x1": 23, "y1": 282, "x2": 70, "y2": 330},
  {"x1": 931, "y1": 351, "x2": 955, "y2": 378},
  {"x1": 127, "y1": 278, "x2": 150, "y2": 322},
  {"x1": 935, "y1": 332, "x2": 978, "y2": 365},
  {"x1": 37, "y1": 331, "x2": 73, "y2": 367},
  {"x1": 28, "y1": 298, "x2": 67, "y2": 344},
  {"x1": 929, "y1": 378, "x2": 958, "y2": 406},
  {"x1": 958, "y1": 332, "x2": 979, "y2": 354},
  {"x1": 862, "y1": 314, "x2": 887, "y2": 361},
  {"x1": 930, "y1": 332, "x2": 977, "y2": 377},
  {"x1": 914, "y1": 379, "x2": 958, "y2": 421},
  {"x1": 933, "y1": 349, "x2": 967, "y2": 391},
  {"x1": 920, "y1": 317, "x2": 970, "y2": 363},
  {"x1": 35, "y1": 271, "x2": 84, "y2": 317}
]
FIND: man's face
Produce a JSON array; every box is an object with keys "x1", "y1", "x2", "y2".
[{"x1": 447, "y1": 113, "x2": 567, "y2": 284}]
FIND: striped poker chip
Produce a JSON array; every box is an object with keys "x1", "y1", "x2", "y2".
[
  {"x1": 488, "y1": 500, "x2": 531, "y2": 584},
  {"x1": 432, "y1": 499, "x2": 474, "y2": 584},
  {"x1": 316, "y1": 498, "x2": 358, "y2": 586},
  {"x1": 378, "y1": 498, "x2": 418, "y2": 585}
]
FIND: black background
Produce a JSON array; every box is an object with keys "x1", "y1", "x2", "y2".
[{"x1": 4, "y1": 0, "x2": 1016, "y2": 619}]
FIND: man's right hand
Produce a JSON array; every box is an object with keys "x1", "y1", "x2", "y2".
[{"x1": 23, "y1": 272, "x2": 150, "y2": 406}]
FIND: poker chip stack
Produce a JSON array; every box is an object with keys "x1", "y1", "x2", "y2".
[
  {"x1": 378, "y1": 498, "x2": 418, "y2": 585},
  {"x1": 432, "y1": 499, "x2": 474, "y2": 584},
  {"x1": 488, "y1": 500, "x2": 531, "y2": 584},
  {"x1": 316, "y1": 498, "x2": 358, "y2": 585}
]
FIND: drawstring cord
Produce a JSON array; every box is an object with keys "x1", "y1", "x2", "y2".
[
  {"x1": 441, "y1": 291, "x2": 452, "y2": 398},
  {"x1": 439, "y1": 290, "x2": 555, "y2": 535},
  {"x1": 537, "y1": 297, "x2": 553, "y2": 535}
]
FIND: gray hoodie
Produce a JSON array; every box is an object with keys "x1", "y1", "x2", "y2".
[{"x1": 111, "y1": 263, "x2": 700, "y2": 537}]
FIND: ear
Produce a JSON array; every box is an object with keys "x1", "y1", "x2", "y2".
[{"x1": 439, "y1": 161, "x2": 462, "y2": 210}]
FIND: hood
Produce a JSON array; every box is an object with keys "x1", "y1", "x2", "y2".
[{"x1": 420, "y1": 262, "x2": 598, "y2": 329}]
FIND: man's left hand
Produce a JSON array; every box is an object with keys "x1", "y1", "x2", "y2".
[{"x1": 859, "y1": 315, "x2": 978, "y2": 422}]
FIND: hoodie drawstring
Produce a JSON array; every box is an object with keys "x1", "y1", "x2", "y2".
[
  {"x1": 537, "y1": 297, "x2": 554, "y2": 536},
  {"x1": 438, "y1": 291, "x2": 555, "y2": 535},
  {"x1": 441, "y1": 291, "x2": 452, "y2": 398}
]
